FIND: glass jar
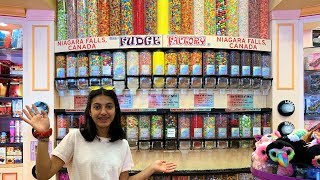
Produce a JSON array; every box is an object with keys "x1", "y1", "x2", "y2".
[
  {"x1": 241, "y1": 51, "x2": 251, "y2": 76},
  {"x1": 89, "y1": 51, "x2": 101, "y2": 76},
  {"x1": 229, "y1": 51, "x2": 240, "y2": 76},
  {"x1": 252, "y1": 113, "x2": 262, "y2": 137},
  {"x1": 252, "y1": 52, "x2": 262, "y2": 77},
  {"x1": 55, "y1": 53, "x2": 66, "y2": 78},
  {"x1": 77, "y1": 52, "x2": 89, "y2": 77},
  {"x1": 239, "y1": 114, "x2": 252, "y2": 138}
]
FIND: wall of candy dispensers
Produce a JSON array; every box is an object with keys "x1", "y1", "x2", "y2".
[{"x1": 54, "y1": 0, "x2": 272, "y2": 179}]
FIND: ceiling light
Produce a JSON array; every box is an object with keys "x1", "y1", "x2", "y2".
[{"x1": 0, "y1": 23, "x2": 8, "y2": 26}]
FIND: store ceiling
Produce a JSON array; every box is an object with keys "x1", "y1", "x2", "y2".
[
  {"x1": 0, "y1": 0, "x2": 55, "y2": 11},
  {"x1": 271, "y1": 0, "x2": 320, "y2": 11},
  {"x1": 0, "y1": 0, "x2": 319, "y2": 12}
]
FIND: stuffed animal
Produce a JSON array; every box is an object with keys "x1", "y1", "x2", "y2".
[
  {"x1": 279, "y1": 133, "x2": 308, "y2": 164},
  {"x1": 266, "y1": 139, "x2": 295, "y2": 177},
  {"x1": 305, "y1": 144, "x2": 320, "y2": 179},
  {"x1": 252, "y1": 141, "x2": 273, "y2": 173},
  {"x1": 254, "y1": 131, "x2": 281, "y2": 148}
]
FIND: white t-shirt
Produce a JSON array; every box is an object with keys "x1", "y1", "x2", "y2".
[{"x1": 51, "y1": 130, "x2": 134, "y2": 180}]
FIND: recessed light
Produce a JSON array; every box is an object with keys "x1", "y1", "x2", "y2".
[{"x1": 0, "y1": 23, "x2": 8, "y2": 26}]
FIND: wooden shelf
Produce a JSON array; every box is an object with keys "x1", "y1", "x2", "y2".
[
  {"x1": 130, "y1": 148, "x2": 253, "y2": 171},
  {"x1": 0, "y1": 164, "x2": 23, "y2": 168}
]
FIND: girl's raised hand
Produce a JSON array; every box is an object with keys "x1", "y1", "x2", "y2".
[{"x1": 20, "y1": 104, "x2": 50, "y2": 132}]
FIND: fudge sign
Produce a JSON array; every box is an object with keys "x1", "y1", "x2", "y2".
[{"x1": 119, "y1": 36, "x2": 161, "y2": 47}]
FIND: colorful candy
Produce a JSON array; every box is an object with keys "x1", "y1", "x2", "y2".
[
  {"x1": 178, "y1": 114, "x2": 191, "y2": 139},
  {"x1": 57, "y1": 0, "x2": 67, "y2": 40},
  {"x1": 238, "y1": 0, "x2": 249, "y2": 37},
  {"x1": 126, "y1": 115, "x2": 139, "y2": 140},
  {"x1": 249, "y1": 0, "x2": 259, "y2": 38},
  {"x1": 77, "y1": 0, "x2": 88, "y2": 38},
  {"x1": 165, "y1": 114, "x2": 177, "y2": 139},
  {"x1": 66, "y1": 0, "x2": 77, "y2": 39},
  {"x1": 203, "y1": 50, "x2": 215, "y2": 75},
  {"x1": 101, "y1": 51, "x2": 113, "y2": 76},
  {"x1": 259, "y1": 0, "x2": 269, "y2": 39},
  {"x1": 89, "y1": 51, "x2": 101, "y2": 76},
  {"x1": 193, "y1": 0, "x2": 204, "y2": 35},
  {"x1": 56, "y1": 54, "x2": 66, "y2": 78},
  {"x1": 145, "y1": 0, "x2": 157, "y2": 34},
  {"x1": 239, "y1": 114, "x2": 252, "y2": 138},
  {"x1": 98, "y1": 0, "x2": 110, "y2": 36},
  {"x1": 77, "y1": 52, "x2": 89, "y2": 77},
  {"x1": 139, "y1": 50, "x2": 152, "y2": 75},
  {"x1": 151, "y1": 115, "x2": 163, "y2": 139},
  {"x1": 110, "y1": 0, "x2": 121, "y2": 36},
  {"x1": 181, "y1": 0, "x2": 193, "y2": 34},
  {"x1": 121, "y1": 0, "x2": 134, "y2": 35},
  {"x1": 216, "y1": 0, "x2": 227, "y2": 36},
  {"x1": 139, "y1": 115, "x2": 150, "y2": 140},
  {"x1": 216, "y1": 114, "x2": 228, "y2": 138},
  {"x1": 169, "y1": 0, "x2": 181, "y2": 34},
  {"x1": 66, "y1": 53, "x2": 77, "y2": 77},
  {"x1": 204, "y1": 0, "x2": 216, "y2": 35},
  {"x1": 226, "y1": 0, "x2": 238, "y2": 37},
  {"x1": 203, "y1": 114, "x2": 215, "y2": 139},
  {"x1": 215, "y1": 50, "x2": 228, "y2": 75},
  {"x1": 113, "y1": 51, "x2": 126, "y2": 80}
]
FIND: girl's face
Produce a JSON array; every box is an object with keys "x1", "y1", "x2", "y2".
[{"x1": 90, "y1": 95, "x2": 116, "y2": 130}]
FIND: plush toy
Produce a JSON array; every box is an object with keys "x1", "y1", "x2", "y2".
[
  {"x1": 266, "y1": 139, "x2": 295, "y2": 177},
  {"x1": 252, "y1": 141, "x2": 272, "y2": 173},
  {"x1": 305, "y1": 144, "x2": 320, "y2": 179},
  {"x1": 279, "y1": 131, "x2": 308, "y2": 164},
  {"x1": 308, "y1": 132, "x2": 320, "y2": 147},
  {"x1": 254, "y1": 131, "x2": 281, "y2": 148}
]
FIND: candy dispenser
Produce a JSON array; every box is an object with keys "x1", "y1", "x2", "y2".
[
  {"x1": 191, "y1": 114, "x2": 203, "y2": 150},
  {"x1": 164, "y1": 50, "x2": 178, "y2": 89},
  {"x1": 77, "y1": 52, "x2": 89, "y2": 94},
  {"x1": 262, "y1": 53, "x2": 271, "y2": 78},
  {"x1": 139, "y1": 50, "x2": 152, "y2": 90},
  {"x1": 216, "y1": 113, "x2": 228, "y2": 148},
  {"x1": 190, "y1": 50, "x2": 202, "y2": 89},
  {"x1": 203, "y1": 113, "x2": 216, "y2": 149},
  {"x1": 165, "y1": 114, "x2": 178, "y2": 150},
  {"x1": 78, "y1": 78, "x2": 89, "y2": 95},
  {"x1": 126, "y1": 115, "x2": 139, "y2": 150},
  {"x1": 262, "y1": 112, "x2": 272, "y2": 135},
  {"x1": 261, "y1": 53, "x2": 272, "y2": 94},
  {"x1": 77, "y1": 52, "x2": 89, "y2": 78},
  {"x1": 178, "y1": 114, "x2": 191, "y2": 150},
  {"x1": 252, "y1": 113, "x2": 262, "y2": 137},
  {"x1": 126, "y1": 50, "x2": 139, "y2": 94},
  {"x1": 239, "y1": 113, "x2": 253, "y2": 148},
  {"x1": 89, "y1": 51, "x2": 102, "y2": 77},
  {"x1": 57, "y1": 114, "x2": 69, "y2": 139},
  {"x1": 56, "y1": 53, "x2": 67, "y2": 78},
  {"x1": 239, "y1": 114, "x2": 252, "y2": 138},
  {"x1": 203, "y1": 50, "x2": 216, "y2": 88},
  {"x1": 178, "y1": 49, "x2": 190, "y2": 89},
  {"x1": 252, "y1": 52, "x2": 262, "y2": 89},
  {"x1": 66, "y1": 53, "x2": 77, "y2": 95},
  {"x1": 216, "y1": 50, "x2": 229, "y2": 89},
  {"x1": 139, "y1": 115, "x2": 151, "y2": 150},
  {"x1": 261, "y1": 78, "x2": 272, "y2": 95},
  {"x1": 55, "y1": 79, "x2": 67, "y2": 96},
  {"x1": 229, "y1": 51, "x2": 240, "y2": 89},
  {"x1": 153, "y1": 50, "x2": 165, "y2": 89},
  {"x1": 229, "y1": 113, "x2": 240, "y2": 148},
  {"x1": 151, "y1": 115, "x2": 164, "y2": 150},
  {"x1": 113, "y1": 51, "x2": 126, "y2": 94},
  {"x1": 240, "y1": 51, "x2": 252, "y2": 89}
]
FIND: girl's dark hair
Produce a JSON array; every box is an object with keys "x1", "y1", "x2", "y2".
[{"x1": 80, "y1": 88, "x2": 125, "y2": 142}]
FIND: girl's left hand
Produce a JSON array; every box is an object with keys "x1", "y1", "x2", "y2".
[{"x1": 152, "y1": 160, "x2": 177, "y2": 173}]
